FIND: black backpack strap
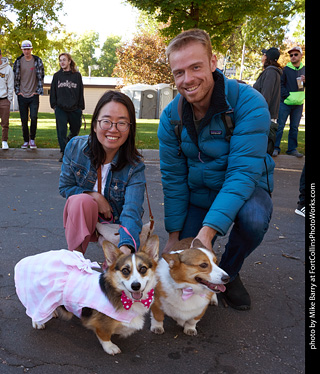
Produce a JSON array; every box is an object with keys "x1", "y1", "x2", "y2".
[
  {"x1": 221, "y1": 112, "x2": 234, "y2": 142},
  {"x1": 171, "y1": 95, "x2": 184, "y2": 156},
  {"x1": 221, "y1": 79, "x2": 240, "y2": 142}
]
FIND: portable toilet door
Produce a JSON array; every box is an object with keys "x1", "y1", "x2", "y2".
[
  {"x1": 156, "y1": 85, "x2": 173, "y2": 118},
  {"x1": 140, "y1": 90, "x2": 157, "y2": 119}
]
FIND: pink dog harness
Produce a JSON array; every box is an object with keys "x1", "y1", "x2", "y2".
[{"x1": 14, "y1": 250, "x2": 138, "y2": 325}]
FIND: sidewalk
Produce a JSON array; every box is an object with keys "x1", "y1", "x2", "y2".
[{"x1": 0, "y1": 147, "x2": 304, "y2": 170}]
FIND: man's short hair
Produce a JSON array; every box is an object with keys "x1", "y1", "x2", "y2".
[{"x1": 166, "y1": 29, "x2": 213, "y2": 61}]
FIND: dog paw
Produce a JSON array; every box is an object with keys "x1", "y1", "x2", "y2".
[
  {"x1": 32, "y1": 321, "x2": 45, "y2": 329},
  {"x1": 210, "y1": 293, "x2": 218, "y2": 306},
  {"x1": 55, "y1": 306, "x2": 73, "y2": 321},
  {"x1": 150, "y1": 326, "x2": 165, "y2": 335},
  {"x1": 184, "y1": 327, "x2": 197, "y2": 336},
  {"x1": 52, "y1": 309, "x2": 59, "y2": 318},
  {"x1": 101, "y1": 341, "x2": 121, "y2": 355}
]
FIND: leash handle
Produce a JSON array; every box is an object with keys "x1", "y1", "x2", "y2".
[
  {"x1": 97, "y1": 165, "x2": 102, "y2": 195},
  {"x1": 97, "y1": 165, "x2": 154, "y2": 230},
  {"x1": 97, "y1": 166, "x2": 154, "y2": 252},
  {"x1": 145, "y1": 181, "x2": 154, "y2": 231}
]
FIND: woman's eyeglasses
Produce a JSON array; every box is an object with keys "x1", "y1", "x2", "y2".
[{"x1": 97, "y1": 119, "x2": 131, "y2": 132}]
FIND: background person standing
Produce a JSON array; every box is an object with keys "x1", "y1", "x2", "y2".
[
  {"x1": 0, "y1": 48, "x2": 14, "y2": 149},
  {"x1": 253, "y1": 47, "x2": 282, "y2": 155},
  {"x1": 13, "y1": 40, "x2": 44, "y2": 149},
  {"x1": 50, "y1": 53, "x2": 85, "y2": 162},
  {"x1": 273, "y1": 46, "x2": 305, "y2": 158}
]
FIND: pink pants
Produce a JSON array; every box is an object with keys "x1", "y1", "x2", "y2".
[{"x1": 63, "y1": 194, "x2": 99, "y2": 254}]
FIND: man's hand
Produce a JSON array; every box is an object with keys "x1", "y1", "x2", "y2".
[
  {"x1": 163, "y1": 231, "x2": 180, "y2": 254},
  {"x1": 194, "y1": 226, "x2": 217, "y2": 251}
]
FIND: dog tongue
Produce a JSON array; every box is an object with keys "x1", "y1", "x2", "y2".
[
  {"x1": 216, "y1": 284, "x2": 226, "y2": 292},
  {"x1": 131, "y1": 291, "x2": 143, "y2": 300},
  {"x1": 207, "y1": 282, "x2": 226, "y2": 293}
]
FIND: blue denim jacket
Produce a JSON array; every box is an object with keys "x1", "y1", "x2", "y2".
[{"x1": 59, "y1": 136, "x2": 146, "y2": 250}]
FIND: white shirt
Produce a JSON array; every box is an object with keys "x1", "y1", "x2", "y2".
[{"x1": 93, "y1": 163, "x2": 111, "y2": 195}]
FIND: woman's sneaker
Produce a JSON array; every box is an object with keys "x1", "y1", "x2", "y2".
[
  {"x1": 21, "y1": 142, "x2": 29, "y2": 149},
  {"x1": 29, "y1": 140, "x2": 37, "y2": 149}
]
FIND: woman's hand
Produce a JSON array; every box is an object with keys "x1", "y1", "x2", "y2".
[
  {"x1": 119, "y1": 245, "x2": 132, "y2": 255},
  {"x1": 85, "y1": 191, "x2": 113, "y2": 219}
]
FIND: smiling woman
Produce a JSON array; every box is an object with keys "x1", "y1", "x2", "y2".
[{"x1": 59, "y1": 90, "x2": 146, "y2": 257}]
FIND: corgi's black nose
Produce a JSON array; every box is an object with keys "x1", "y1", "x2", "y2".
[
  {"x1": 222, "y1": 275, "x2": 230, "y2": 284},
  {"x1": 131, "y1": 282, "x2": 141, "y2": 291}
]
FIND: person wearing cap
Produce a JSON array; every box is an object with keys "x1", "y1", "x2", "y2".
[
  {"x1": 0, "y1": 48, "x2": 14, "y2": 149},
  {"x1": 253, "y1": 47, "x2": 282, "y2": 155},
  {"x1": 273, "y1": 46, "x2": 305, "y2": 157},
  {"x1": 13, "y1": 40, "x2": 45, "y2": 149}
]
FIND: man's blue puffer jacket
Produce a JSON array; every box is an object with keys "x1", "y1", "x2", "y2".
[{"x1": 158, "y1": 70, "x2": 275, "y2": 236}]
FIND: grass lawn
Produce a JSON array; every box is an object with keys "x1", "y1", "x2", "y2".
[{"x1": 6, "y1": 112, "x2": 305, "y2": 154}]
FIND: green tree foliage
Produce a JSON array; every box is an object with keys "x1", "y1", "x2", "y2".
[
  {"x1": 41, "y1": 31, "x2": 78, "y2": 75},
  {"x1": 71, "y1": 31, "x2": 100, "y2": 76},
  {"x1": 113, "y1": 30, "x2": 173, "y2": 85},
  {"x1": 1, "y1": 0, "x2": 63, "y2": 60},
  {"x1": 96, "y1": 35, "x2": 122, "y2": 77},
  {"x1": 126, "y1": 0, "x2": 303, "y2": 53}
]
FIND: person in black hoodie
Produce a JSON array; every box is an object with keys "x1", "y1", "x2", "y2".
[
  {"x1": 253, "y1": 47, "x2": 282, "y2": 155},
  {"x1": 50, "y1": 53, "x2": 85, "y2": 161}
]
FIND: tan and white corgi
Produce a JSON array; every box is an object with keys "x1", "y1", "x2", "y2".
[
  {"x1": 14, "y1": 235, "x2": 159, "y2": 355},
  {"x1": 150, "y1": 238, "x2": 229, "y2": 336}
]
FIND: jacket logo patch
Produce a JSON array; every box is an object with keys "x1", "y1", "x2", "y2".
[{"x1": 210, "y1": 130, "x2": 222, "y2": 135}]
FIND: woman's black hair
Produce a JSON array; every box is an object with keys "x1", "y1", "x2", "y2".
[{"x1": 88, "y1": 91, "x2": 142, "y2": 171}]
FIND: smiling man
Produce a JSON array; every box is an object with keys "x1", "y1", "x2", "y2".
[{"x1": 158, "y1": 29, "x2": 275, "y2": 310}]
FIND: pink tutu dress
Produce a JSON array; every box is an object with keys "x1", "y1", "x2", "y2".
[{"x1": 14, "y1": 249, "x2": 137, "y2": 325}]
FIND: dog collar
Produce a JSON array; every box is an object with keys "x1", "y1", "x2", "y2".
[
  {"x1": 181, "y1": 287, "x2": 194, "y2": 301},
  {"x1": 181, "y1": 287, "x2": 206, "y2": 301},
  {"x1": 121, "y1": 289, "x2": 154, "y2": 310}
]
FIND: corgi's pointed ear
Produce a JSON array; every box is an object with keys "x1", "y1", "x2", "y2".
[
  {"x1": 102, "y1": 240, "x2": 123, "y2": 266},
  {"x1": 141, "y1": 234, "x2": 159, "y2": 261},
  {"x1": 162, "y1": 252, "x2": 180, "y2": 268},
  {"x1": 191, "y1": 238, "x2": 208, "y2": 250}
]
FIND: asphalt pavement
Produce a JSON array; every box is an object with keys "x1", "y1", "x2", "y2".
[{"x1": 0, "y1": 149, "x2": 305, "y2": 373}]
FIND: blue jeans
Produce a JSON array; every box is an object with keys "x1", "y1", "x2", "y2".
[
  {"x1": 18, "y1": 94, "x2": 40, "y2": 142},
  {"x1": 275, "y1": 102, "x2": 303, "y2": 154},
  {"x1": 180, "y1": 187, "x2": 273, "y2": 281}
]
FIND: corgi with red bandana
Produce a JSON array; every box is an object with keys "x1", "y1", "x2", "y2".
[{"x1": 150, "y1": 238, "x2": 229, "y2": 336}]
